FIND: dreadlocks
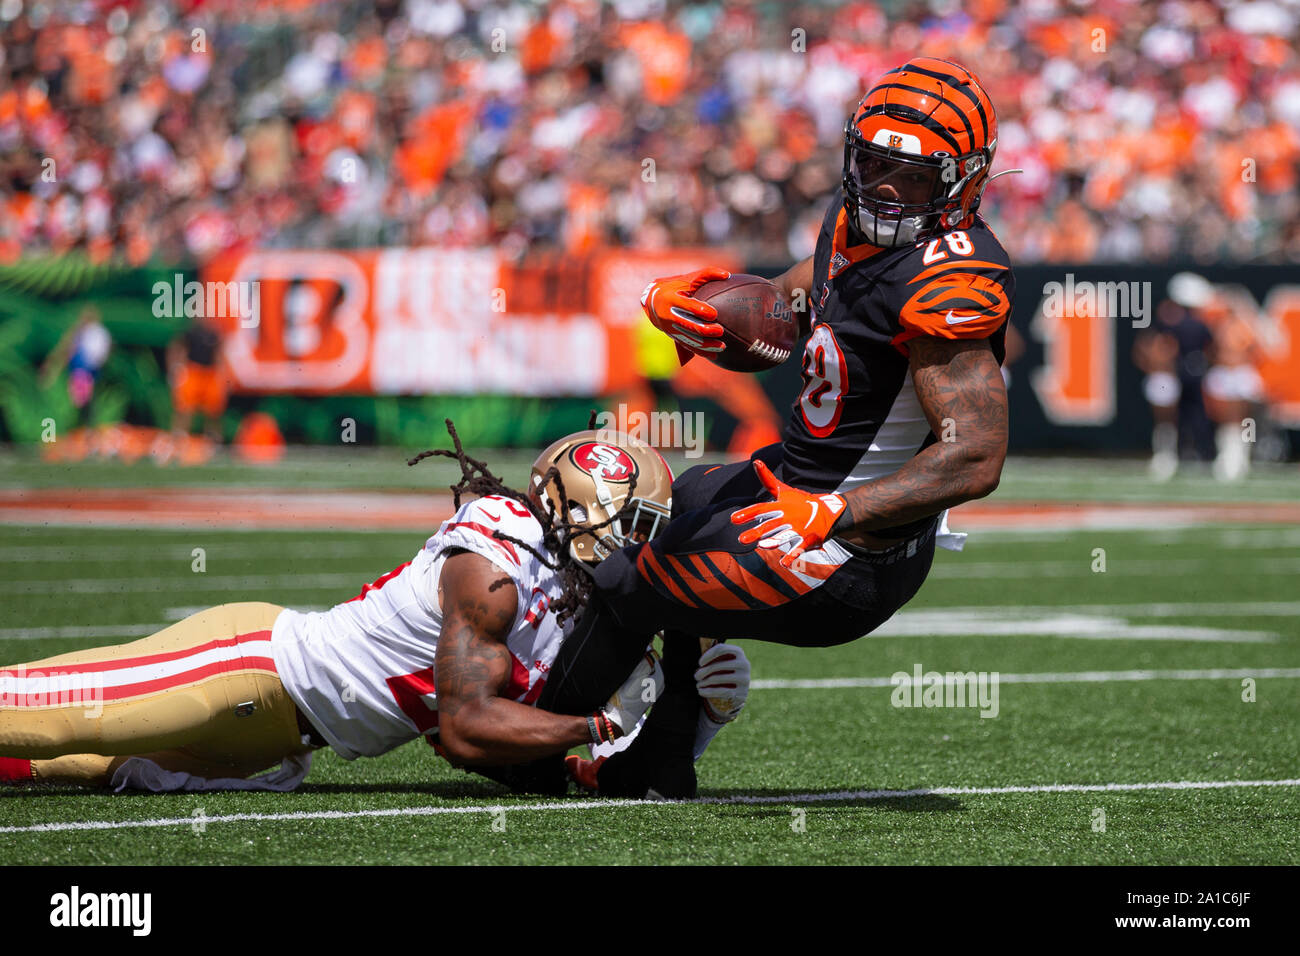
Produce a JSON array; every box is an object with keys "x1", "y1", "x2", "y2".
[{"x1": 408, "y1": 418, "x2": 633, "y2": 626}]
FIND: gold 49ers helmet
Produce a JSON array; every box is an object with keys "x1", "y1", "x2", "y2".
[{"x1": 529, "y1": 430, "x2": 673, "y2": 564}]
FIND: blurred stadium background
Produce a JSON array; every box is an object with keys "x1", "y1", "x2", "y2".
[{"x1": 0, "y1": 0, "x2": 1297, "y2": 466}]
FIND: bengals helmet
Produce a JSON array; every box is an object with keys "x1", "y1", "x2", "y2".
[
  {"x1": 529, "y1": 430, "x2": 673, "y2": 564},
  {"x1": 843, "y1": 57, "x2": 998, "y2": 248}
]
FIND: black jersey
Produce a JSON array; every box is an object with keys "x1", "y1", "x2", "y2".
[{"x1": 781, "y1": 190, "x2": 1015, "y2": 537}]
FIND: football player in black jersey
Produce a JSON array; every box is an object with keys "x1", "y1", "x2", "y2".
[{"x1": 541, "y1": 56, "x2": 1017, "y2": 799}]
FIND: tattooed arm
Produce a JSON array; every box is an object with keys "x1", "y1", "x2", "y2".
[
  {"x1": 834, "y1": 335, "x2": 1007, "y2": 534},
  {"x1": 774, "y1": 255, "x2": 815, "y2": 336},
  {"x1": 434, "y1": 550, "x2": 590, "y2": 766}
]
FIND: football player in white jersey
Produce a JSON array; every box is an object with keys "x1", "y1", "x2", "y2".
[{"x1": 0, "y1": 427, "x2": 749, "y2": 795}]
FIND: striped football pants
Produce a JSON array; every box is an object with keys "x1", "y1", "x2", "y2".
[{"x1": 0, "y1": 602, "x2": 311, "y2": 784}]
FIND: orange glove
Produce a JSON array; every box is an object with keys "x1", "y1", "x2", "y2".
[
  {"x1": 730, "y1": 461, "x2": 847, "y2": 568},
  {"x1": 565, "y1": 754, "x2": 605, "y2": 793},
  {"x1": 640, "y1": 266, "x2": 731, "y2": 364}
]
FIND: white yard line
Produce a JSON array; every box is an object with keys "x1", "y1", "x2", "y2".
[
  {"x1": 0, "y1": 515, "x2": 411, "y2": 532},
  {"x1": 1143, "y1": 527, "x2": 1300, "y2": 549},
  {"x1": 871, "y1": 618, "x2": 1276, "y2": 642},
  {"x1": 897, "y1": 601, "x2": 1300, "y2": 618},
  {"x1": 0, "y1": 574, "x2": 361, "y2": 594},
  {"x1": 752, "y1": 667, "x2": 1300, "y2": 689},
  {"x1": 0, "y1": 545, "x2": 391, "y2": 562},
  {"x1": 0, "y1": 624, "x2": 166, "y2": 640},
  {"x1": 967, "y1": 523, "x2": 1300, "y2": 540},
  {"x1": 929, "y1": 558, "x2": 1300, "y2": 578},
  {"x1": 872, "y1": 607, "x2": 1282, "y2": 642},
  {"x1": 3, "y1": 778, "x2": 1298, "y2": 835},
  {"x1": 0, "y1": 608, "x2": 333, "y2": 640}
]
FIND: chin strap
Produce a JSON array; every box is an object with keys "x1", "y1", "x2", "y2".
[{"x1": 987, "y1": 168, "x2": 1025, "y2": 183}]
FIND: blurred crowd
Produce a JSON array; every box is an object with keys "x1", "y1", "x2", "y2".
[{"x1": 2, "y1": 0, "x2": 1299, "y2": 267}]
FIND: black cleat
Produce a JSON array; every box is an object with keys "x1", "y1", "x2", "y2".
[{"x1": 596, "y1": 745, "x2": 696, "y2": 799}]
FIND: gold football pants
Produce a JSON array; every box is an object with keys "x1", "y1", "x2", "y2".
[{"x1": 0, "y1": 602, "x2": 312, "y2": 784}]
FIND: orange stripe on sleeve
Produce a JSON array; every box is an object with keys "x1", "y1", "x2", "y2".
[
  {"x1": 728, "y1": 560, "x2": 789, "y2": 607},
  {"x1": 669, "y1": 555, "x2": 751, "y2": 611},
  {"x1": 899, "y1": 272, "x2": 1010, "y2": 340},
  {"x1": 638, "y1": 548, "x2": 698, "y2": 608},
  {"x1": 755, "y1": 548, "x2": 818, "y2": 595}
]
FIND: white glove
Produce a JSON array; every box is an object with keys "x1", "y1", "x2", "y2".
[
  {"x1": 693, "y1": 640, "x2": 751, "y2": 760},
  {"x1": 696, "y1": 640, "x2": 751, "y2": 723},
  {"x1": 597, "y1": 648, "x2": 663, "y2": 739}
]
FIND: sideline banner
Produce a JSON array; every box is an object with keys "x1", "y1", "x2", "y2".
[
  {"x1": 1007, "y1": 265, "x2": 1300, "y2": 451},
  {"x1": 202, "y1": 247, "x2": 741, "y2": 397}
]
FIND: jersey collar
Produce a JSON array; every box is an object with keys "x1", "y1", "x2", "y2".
[{"x1": 830, "y1": 207, "x2": 888, "y2": 279}]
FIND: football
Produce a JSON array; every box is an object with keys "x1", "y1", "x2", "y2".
[{"x1": 692, "y1": 274, "x2": 797, "y2": 373}]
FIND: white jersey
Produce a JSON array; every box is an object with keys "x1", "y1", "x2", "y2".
[{"x1": 271, "y1": 496, "x2": 568, "y2": 760}]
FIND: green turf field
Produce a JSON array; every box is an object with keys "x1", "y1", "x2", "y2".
[
  {"x1": 4, "y1": 443, "x2": 1300, "y2": 502},
  {"x1": 1, "y1": 454, "x2": 1298, "y2": 864}
]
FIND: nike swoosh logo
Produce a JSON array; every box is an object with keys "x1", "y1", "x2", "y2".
[
  {"x1": 481, "y1": 510, "x2": 501, "y2": 522},
  {"x1": 944, "y1": 310, "x2": 983, "y2": 325}
]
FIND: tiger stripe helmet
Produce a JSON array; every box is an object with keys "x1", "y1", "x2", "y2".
[
  {"x1": 843, "y1": 57, "x2": 998, "y2": 248},
  {"x1": 529, "y1": 430, "x2": 673, "y2": 564}
]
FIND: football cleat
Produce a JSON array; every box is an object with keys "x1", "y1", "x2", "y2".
[{"x1": 595, "y1": 743, "x2": 698, "y2": 799}]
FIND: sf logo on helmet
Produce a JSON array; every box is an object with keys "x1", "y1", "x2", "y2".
[{"x1": 570, "y1": 442, "x2": 637, "y2": 482}]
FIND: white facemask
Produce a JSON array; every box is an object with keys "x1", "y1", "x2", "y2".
[{"x1": 854, "y1": 207, "x2": 925, "y2": 246}]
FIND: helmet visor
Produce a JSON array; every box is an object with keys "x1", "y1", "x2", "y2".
[{"x1": 846, "y1": 144, "x2": 947, "y2": 210}]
